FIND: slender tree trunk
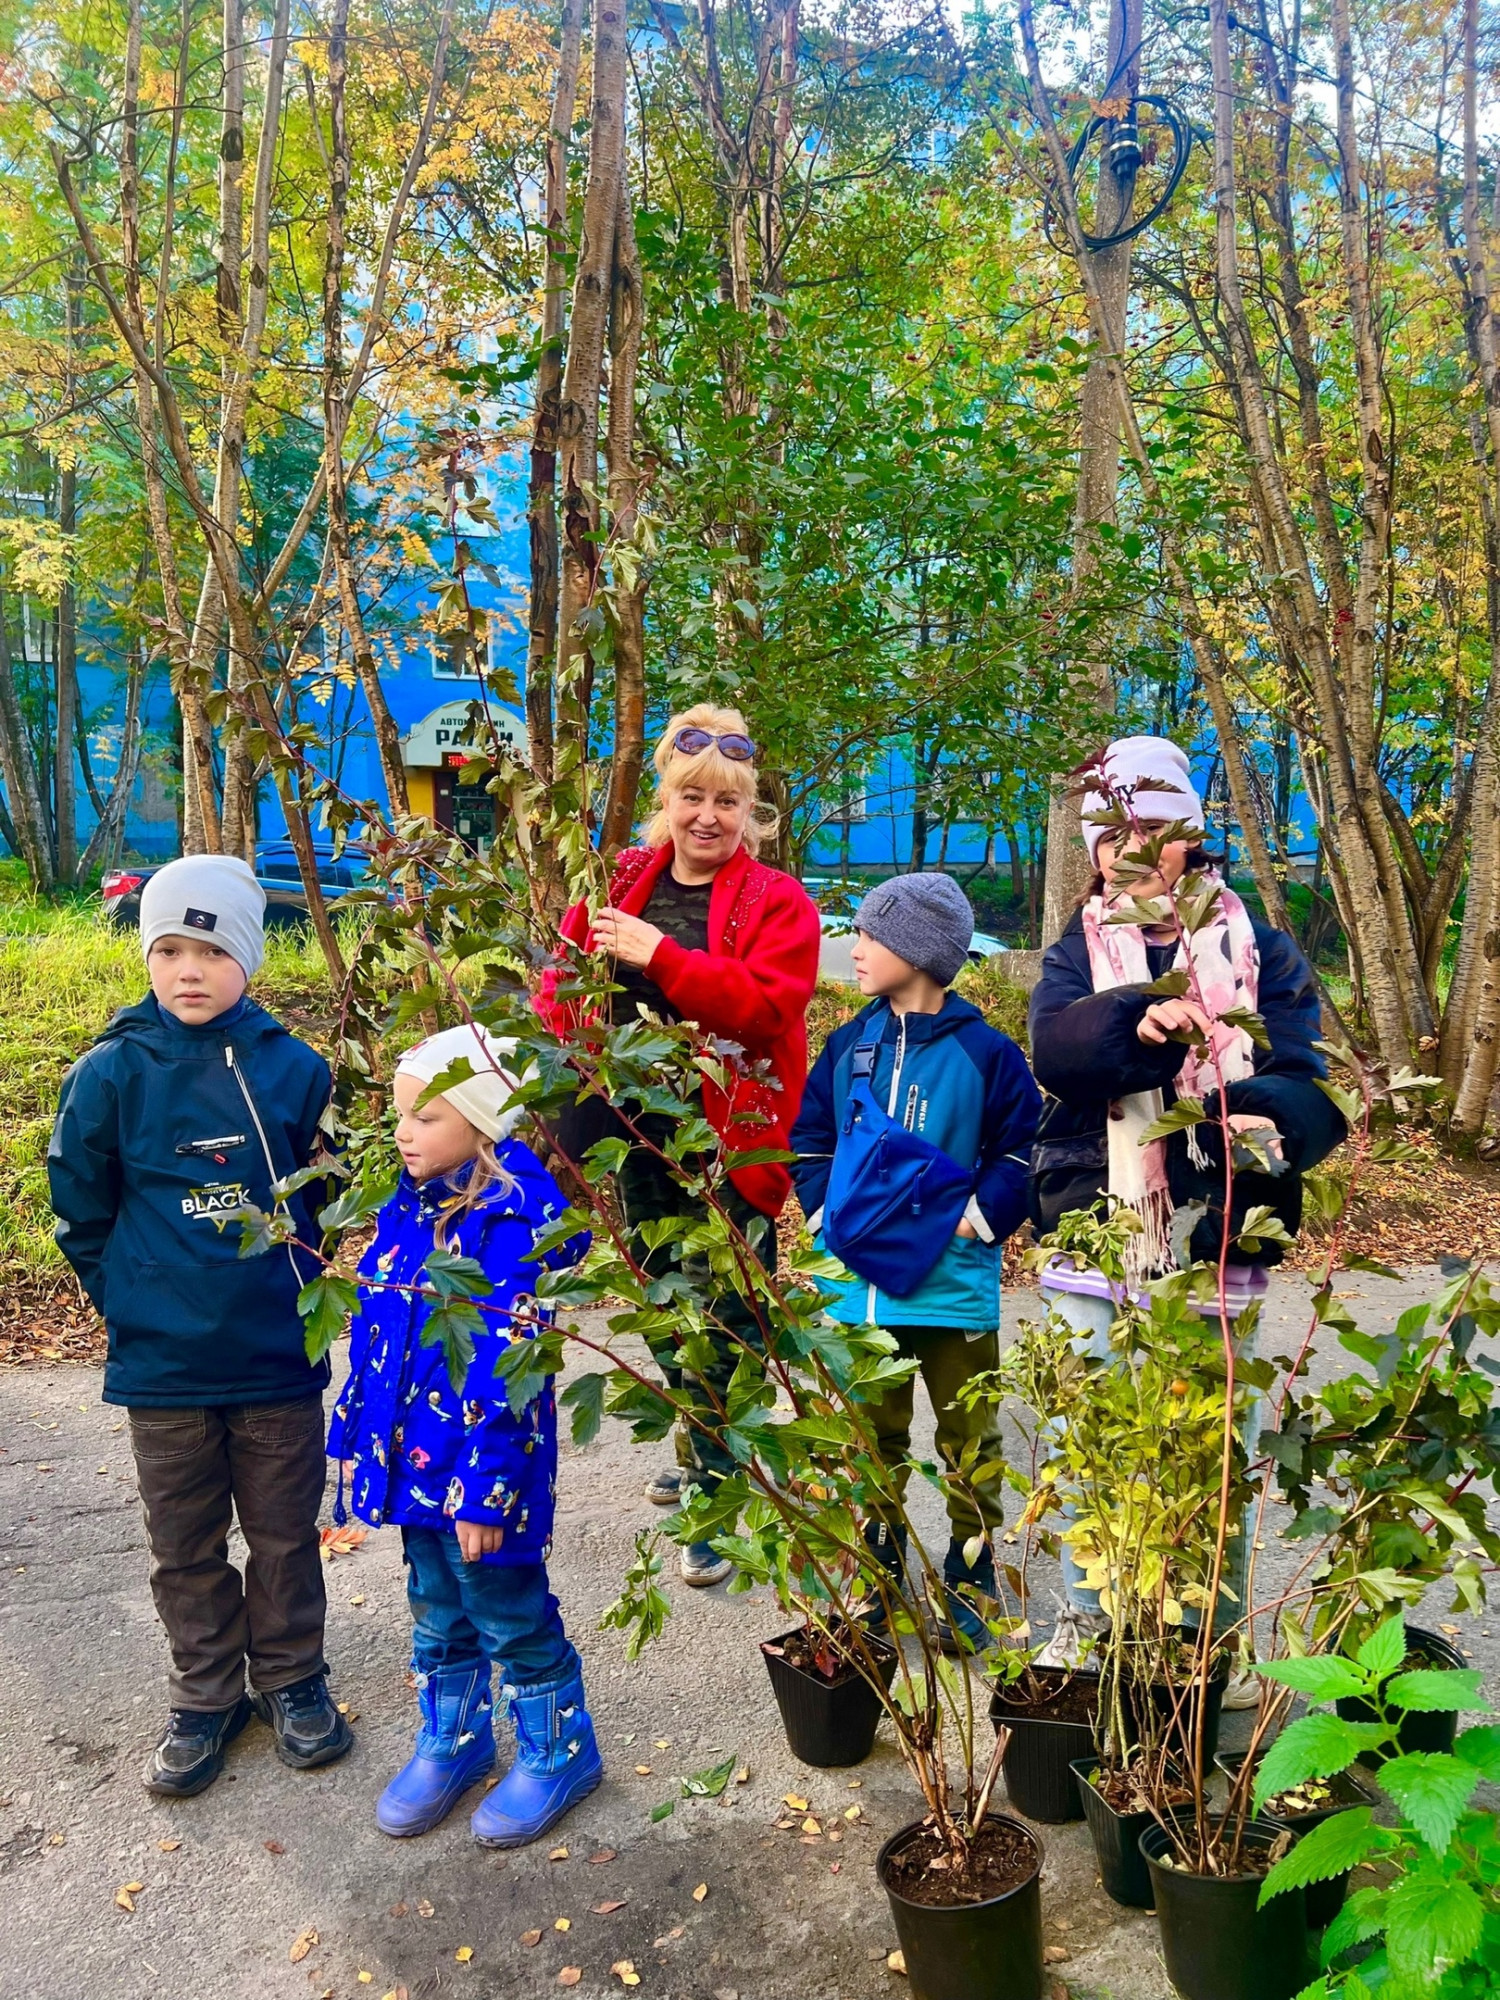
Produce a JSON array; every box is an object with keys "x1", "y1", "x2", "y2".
[
  {"x1": 1448, "y1": 0, "x2": 1500, "y2": 1131},
  {"x1": 600, "y1": 168, "x2": 647, "y2": 855},
  {"x1": 78, "y1": 645, "x2": 145, "y2": 880},
  {"x1": 0, "y1": 583, "x2": 54, "y2": 888},
  {"x1": 1040, "y1": 0, "x2": 1140, "y2": 944},
  {"x1": 526, "y1": 0, "x2": 585, "y2": 795},
  {"x1": 555, "y1": 0, "x2": 627, "y2": 769},
  {"x1": 321, "y1": 0, "x2": 413, "y2": 821}
]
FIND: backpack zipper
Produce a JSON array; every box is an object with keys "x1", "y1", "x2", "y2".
[{"x1": 226, "y1": 1043, "x2": 307, "y2": 1284}]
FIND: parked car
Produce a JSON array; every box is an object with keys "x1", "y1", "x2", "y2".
[{"x1": 102, "y1": 840, "x2": 370, "y2": 931}]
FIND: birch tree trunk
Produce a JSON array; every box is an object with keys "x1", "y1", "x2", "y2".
[
  {"x1": 1041, "y1": 0, "x2": 1139, "y2": 943},
  {"x1": 600, "y1": 171, "x2": 647, "y2": 854}
]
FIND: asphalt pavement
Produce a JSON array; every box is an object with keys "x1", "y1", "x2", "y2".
[{"x1": 0, "y1": 1269, "x2": 1494, "y2": 2000}]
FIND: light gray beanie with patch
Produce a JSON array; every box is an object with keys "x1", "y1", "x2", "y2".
[
  {"x1": 853, "y1": 872, "x2": 975, "y2": 987},
  {"x1": 139, "y1": 855, "x2": 267, "y2": 979}
]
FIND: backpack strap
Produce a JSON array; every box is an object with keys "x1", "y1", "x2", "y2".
[{"x1": 851, "y1": 1038, "x2": 879, "y2": 1083}]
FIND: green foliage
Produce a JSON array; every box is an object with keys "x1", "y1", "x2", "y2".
[{"x1": 1256, "y1": 1622, "x2": 1497, "y2": 1999}]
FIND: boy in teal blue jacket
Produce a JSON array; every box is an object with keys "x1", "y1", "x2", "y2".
[{"x1": 790, "y1": 874, "x2": 1040, "y2": 1647}]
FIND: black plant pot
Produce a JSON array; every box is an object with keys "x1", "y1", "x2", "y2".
[
  {"x1": 1335, "y1": 1624, "x2": 1467, "y2": 1765},
  {"x1": 1141, "y1": 1817, "x2": 1308, "y2": 2000},
  {"x1": 991, "y1": 1669, "x2": 1098, "y2": 1823},
  {"x1": 877, "y1": 1815, "x2": 1045, "y2": 2000},
  {"x1": 761, "y1": 1627, "x2": 896, "y2": 1768},
  {"x1": 1118, "y1": 1671, "x2": 1226, "y2": 1778},
  {"x1": 1215, "y1": 1750, "x2": 1379, "y2": 1929},
  {"x1": 1070, "y1": 1756, "x2": 1158, "y2": 1909}
]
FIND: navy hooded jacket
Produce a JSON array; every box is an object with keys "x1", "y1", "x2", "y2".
[
  {"x1": 48, "y1": 994, "x2": 332, "y2": 1407},
  {"x1": 791, "y1": 993, "x2": 1041, "y2": 1329},
  {"x1": 1028, "y1": 911, "x2": 1346, "y2": 1266}
]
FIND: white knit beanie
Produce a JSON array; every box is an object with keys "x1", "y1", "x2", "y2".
[
  {"x1": 140, "y1": 855, "x2": 266, "y2": 978},
  {"x1": 396, "y1": 1025, "x2": 527, "y2": 1142},
  {"x1": 1082, "y1": 736, "x2": 1205, "y2": 866}
]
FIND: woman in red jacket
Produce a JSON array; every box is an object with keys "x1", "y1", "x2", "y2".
[{"x1": 554, "y1": 705, "x2": 821, "y2": 1586}]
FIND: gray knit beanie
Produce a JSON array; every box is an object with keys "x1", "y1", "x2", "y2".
[
  {"x1": 140, "y1": 855, "x2": 266, "y2": 979},
  {"x1": 853, "y1": 872, "x2": 974, "y2": 987}
]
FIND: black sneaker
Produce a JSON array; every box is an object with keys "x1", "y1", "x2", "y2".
[
  {"x1": 144, "y1": 1696, "x2": 252, "y2": 1797},
  {"x1": 644, "y1": 1467, "x2": 685, "y2": 1506},
  {"x1": 251, "y1": 1673, "x2": 354, "y2": 1770}
]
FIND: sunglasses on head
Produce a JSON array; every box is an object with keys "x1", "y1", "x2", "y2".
[{"x1": 672, "y1": 726, "x2": 757, "y2": 762}]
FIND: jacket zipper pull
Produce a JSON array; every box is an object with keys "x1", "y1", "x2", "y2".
[{"x1": 225, "y1": 1045, "x2": 234, "y2": 1068}]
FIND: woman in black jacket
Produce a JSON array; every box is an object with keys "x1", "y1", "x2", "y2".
[{"x1": 1027, "y1": 737, "x2": 1345, "y2": 1690}]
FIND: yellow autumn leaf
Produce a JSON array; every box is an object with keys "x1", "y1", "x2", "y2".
[
  {"x1": 692, "y1": 1882, "x2": 708, "y2": 1902},
  {"x1": 455, "y1": 1946, "x2": 474, "y2": 1963}
]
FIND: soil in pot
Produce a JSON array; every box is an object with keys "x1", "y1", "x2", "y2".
[
  {"x1": 761, "y1": 1625, "x2": 896, "y2": 1768},
  {"x1": 1216, "y1": 1752, "x2": 1378, "y2": 1929},
  {"x1": 878, "y1": 1815, "x2": 1044, "y2": 2000},
  {"x1": 1334, "y1": 1624, "x2": 1468, "y2": 1763},
  {"x1": 1141, "y1": 1815, "x2": 1307, "y2": 2000},
  {"x1": 1071, "y1": 1755, "x2": 1192, "y2": 1910},
  {"x1": 991, "y1": 1667, "x2": 1098, "y2": 1824}
]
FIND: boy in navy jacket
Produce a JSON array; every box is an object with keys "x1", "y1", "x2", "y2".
[
  {"x1": 791, "y1": 874, "x2": 1041, "y2": 1648},
  {"x1": 48, "y1": 856, "x2": 349, "y2": 1797}
]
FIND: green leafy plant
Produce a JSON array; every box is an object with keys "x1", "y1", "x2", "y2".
[{"x1": 1254, "y1": 1614, "x2": 1499, "y2": 1997}]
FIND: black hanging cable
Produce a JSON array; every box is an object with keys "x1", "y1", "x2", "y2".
[{"x1": 1043, "y1": 91, "x2": 1195, "y2": 253}]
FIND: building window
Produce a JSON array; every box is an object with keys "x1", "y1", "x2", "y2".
[
  {"x1": 430, "y1": 610, "x2": 491, "y2": 679},
  {"x1": 829, "y1": 780, "x2": 867, "y2": 823}
]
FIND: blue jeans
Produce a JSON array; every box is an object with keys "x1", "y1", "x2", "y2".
[{"x1": 402, "y1": 1529, "x2": 577, "y2": 1692}]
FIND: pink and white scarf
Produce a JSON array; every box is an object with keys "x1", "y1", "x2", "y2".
[{"x1": 1082, "y1": 877, "x2": 1260, "y2": 1279}]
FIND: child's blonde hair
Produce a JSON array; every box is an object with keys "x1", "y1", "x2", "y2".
[
  {"x1": 432, "y1": 1131, "x2": 519, "y2": 1250},
  {"x1": 641, "y1": 703, "x2": 767, "y2": 855}
]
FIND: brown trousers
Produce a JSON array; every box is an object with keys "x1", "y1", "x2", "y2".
[{"x1": 128, "y1": 1396, "x2": 329, "y2": 1711}]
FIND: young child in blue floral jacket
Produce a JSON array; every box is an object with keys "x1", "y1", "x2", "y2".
[{"x1": 328, "y1": 1024, "x2": 599, "y2": 1846}]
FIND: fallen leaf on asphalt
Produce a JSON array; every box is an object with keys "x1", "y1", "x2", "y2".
[
  {"x1": 320, "y1": 1524, "x2": 368, "y2": 1559},
  {"x1": 48, "y1": 1833, "x2": 65, "y2": 1847},
  {"x1": 417, "y1": 1899, "x2": 435, "y2": 1918},
  {"x1": 358, "y1": 1974, "x2": 373, "y2": 1985},
  {"x1": 548, "y1": 1846, "x2": 570, "y2": 1861},
  {"x1": 1044, "y1": 1946, "x2": 1071, "y2": 1964},
  {"x1": 734, "y1": 1768, "x2": 749, "y2": 1784},
  {"x1": 351, "y1": 1595, "x2": 366, "y2": 1607},
  {"x1": 692, "y1": 1883, "x2": 708, "y2": 1902},
  {"x1": 844, "y1": 1806, "x2": 862, "y2": 1821},
  {"x1": 158, "y1": 1838, "x2": 181, "y2": 1852},
  {"x1": 389, "y1": 1902, "x2": 408, "y2": 1918},
  {"x1": 264, "y1": 1840, "x2": 286, "y2": 1856},
  {"x1": 558, "y1": 1969, "x2": 582, "y2": 1987},
  {"x1": 592, "y1": 1900, "x2": 628, "y2": 1915},
  {"x1": 589, "y1": 1849, "x2": 618, "y2": 1865},
  {"x1": 831, "y1": 1861, "x2": 842, "y2": 1873},
  {"x1": 887, "y1": 1950, "x2": 907, "y2": 1975},
  {"x1": 654, "y1": 1738, "x2": 670, "y2": 1748},
  {"x1": 289, "y1": 1926, "x2": 318, "y2": 1963},
  {"x1": 555, "y1": 1917, "x2": 572, "y2": 1932},
  {"x1": 634, "y1": 1765, "x2": 652, "y2": 1776},
  {"x1": 114, "y1": 1887, "x2": 136, "y2": 1914},
  {"x1": 521, "y1": 1930, "x2": 543, "y2": 1948},
  {"x1": 611, "y1": 1959, "x2": 641, "y2": 1987},
  {"x1": 783, "y1": 1794, "x2": 809, "y2": 1811},
  {"x1": 847, "y1": 1779, "x2": 862, "y2": 1789},
  {"x1": 802, "y1": 1817, "x2": 821, "y2": 1835},
  {"x1": 455, "y1": 1947, "x2": 474, "y2": 1963}
]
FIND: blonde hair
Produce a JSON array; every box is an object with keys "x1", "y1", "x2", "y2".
[
  {"x1": 641, "y1": 702, "x2": 766, "y2": 856},
  {"x1": 433, "y1": 1133, "x2": 519, "y2": 1250}
]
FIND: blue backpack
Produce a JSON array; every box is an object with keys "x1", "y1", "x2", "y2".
[{"x1": 821, "y1": 1039, "x2": 975, "y2": 1297}]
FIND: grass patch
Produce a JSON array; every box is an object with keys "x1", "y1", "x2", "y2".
[{"x1": 0, "y1": 903, "x2": 336, "y2": 1300}]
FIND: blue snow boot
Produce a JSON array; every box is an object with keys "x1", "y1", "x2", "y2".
[
  {"x1": 470, "y1": 1667, "x2": 604, "y2": 1849},
  {"x1": 376, "y1": 1663, "x2": 496, "y2": 1838}
]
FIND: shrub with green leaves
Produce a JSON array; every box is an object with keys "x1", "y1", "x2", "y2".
[{"x1": 1255, "y1": 1614, "x2": 1499, "y2": 1997}]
